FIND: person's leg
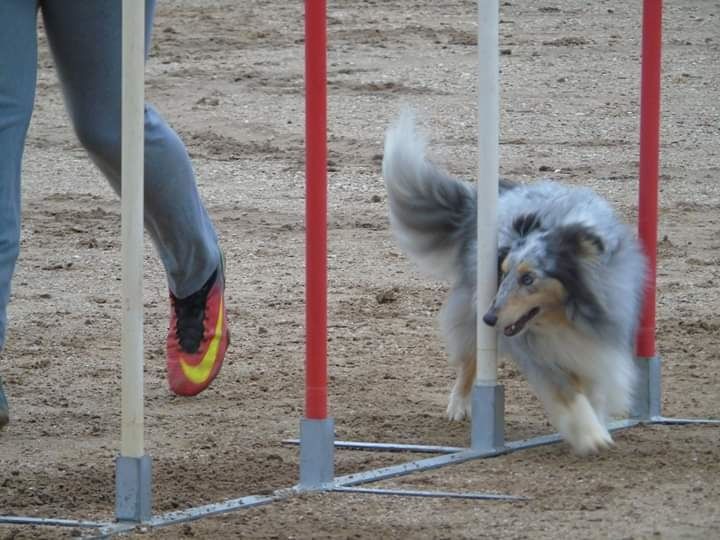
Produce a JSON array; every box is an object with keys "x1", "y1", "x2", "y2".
[
  {"x1": 41, "y1": 0, "x2": 219, "y2": 297},
  {"x1": 0, "y1": 0, "x2": 39, "y2": 425},
  {"x1": 41, "y1": 0, "x2": 229, "y2": 395}
]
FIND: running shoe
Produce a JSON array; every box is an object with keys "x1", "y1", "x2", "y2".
[{"x1": 166, "y1": 254, "x2": 229, "y2": 396}]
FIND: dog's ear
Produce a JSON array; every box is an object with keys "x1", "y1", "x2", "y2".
[
  {"x1": 552, "y1": 224, "x2": 604, "y2": 258},
  {"x1": 545, "y1": 224, "x2": 606, "y2": 323},
  {"x1": 512, "y1": 213, "x2": 542, "y2": 237}
]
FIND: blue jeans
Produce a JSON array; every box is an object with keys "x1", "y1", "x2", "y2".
[{"x1": 0, "y1": 1, "x2": 220, "y2": 350}]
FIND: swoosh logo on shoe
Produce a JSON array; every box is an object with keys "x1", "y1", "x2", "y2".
[{"x1": 180, "y1": 297, "x2": 224, "y2": 385}]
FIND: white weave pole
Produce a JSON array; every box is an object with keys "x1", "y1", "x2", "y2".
[
  {"x1": 120, "y1": 0, "x2": 145, "y2": 459},
  {"x1": 475, "y1": 0, "x2": 499, "y2": 384}
]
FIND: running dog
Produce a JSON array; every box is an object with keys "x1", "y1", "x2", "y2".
[{"x1": 382, "y1": 110, "x2": 646, "y2": 454}]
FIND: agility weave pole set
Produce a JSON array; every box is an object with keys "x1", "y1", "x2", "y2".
[
  {"x1": 289, "y1": 0, "x2": 720, "y2": 463},
  {"x1": 299, "y1": 0, "x2": 720, "y2": 461},
  {"x1": 1, "y1": 0, "x2": 719, "y2": 536}
]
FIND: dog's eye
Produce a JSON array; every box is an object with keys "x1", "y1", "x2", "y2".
[{"x1": 519, "y1": 273, "x2": 534, "y2": 286}]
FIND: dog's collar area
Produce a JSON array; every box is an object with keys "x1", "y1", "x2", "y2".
[{"x1": 504, "y1": 307, "x2": 540, "y2": 336}]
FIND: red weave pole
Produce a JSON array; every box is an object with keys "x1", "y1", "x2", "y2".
[
  {"x1": 637, "y1": 0, "x2": 663, "y2": 358},
  {"x1": 304, "y1": 0, "x2": 328, "y2": 419}
]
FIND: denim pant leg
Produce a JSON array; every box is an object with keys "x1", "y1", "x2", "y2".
[
  {"x1": 0, "y1": 1, "x2": 38, "y2": 351},
  {"x1": 41, "y1": 0, "x2": 220, "y2": 298}
]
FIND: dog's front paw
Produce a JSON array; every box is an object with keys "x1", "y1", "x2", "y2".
[
  {"x1": 557, "y1": 394, "x2": 614, "y2": 455},
  {"x1": 570, "y1": 421, "x2": 613, "y2": 455},
  {"x1": 446, "y1": 390, "x2": 471, "y2": 421}
]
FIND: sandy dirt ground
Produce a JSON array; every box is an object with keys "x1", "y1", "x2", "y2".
[{"x1": 1, "y1": 1, "x2": 719, "y2": 538}]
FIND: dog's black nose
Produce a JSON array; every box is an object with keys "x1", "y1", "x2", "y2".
[{"x1": 483, "y1": 312, "x2": 498, "y2": 327}]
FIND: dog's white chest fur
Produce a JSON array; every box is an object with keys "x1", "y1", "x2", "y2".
[{"x1": 522, "y1": 325, "x2": 636, "y2": 418}]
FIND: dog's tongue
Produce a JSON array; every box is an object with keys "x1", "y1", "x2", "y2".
[
  {"x1": 503, "y1": 307, "x2": 540, "y2": 337},
  {"x1": 504, "y1": 322, "x2": 523, "y2": 337}
]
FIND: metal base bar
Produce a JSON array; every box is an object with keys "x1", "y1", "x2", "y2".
[
  {"x1": 333, "y1": 447, "x2": 506, "y2": 487},
  {"x1": 649, "y1": 417, "x2": 720, "y2": 425},
  {"x1": 115, "y1": 455, "x2": 152, "y2": 523},
  {"x1": 97, "y1": 489, "x2": 291, "y2": 538},
  {"x1": 471, "y1": 383, "x2": 505, "y2": 451},
  {"x1": 331, "y1": 486, "x2": 526, "y2": 501},
  {"x1": 0, "y1": 516, "x2": 104, "y2": 528},
  {"x1": 283, "y1": 439, "x2": 463, "y2": 454},
  {"x1": 299, "y1": 417, "x2": 335, "y2": 489}
]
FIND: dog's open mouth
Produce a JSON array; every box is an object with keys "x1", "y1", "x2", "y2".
[{"x1": 504, "y1": 307, "x2": 540, "y2": 337}]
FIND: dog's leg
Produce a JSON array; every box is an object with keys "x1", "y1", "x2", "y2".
[
  {"x1": 447, "y1": 354, "x2": 475, "y2": 421},
  {"x1": 570, "y1": 371, "x2": 610, "y2": 432},
  {"x1": 523, "y1": 363, "x2": 612, "y2": 454},
  {"x1": 587, "y1": 385, "x2": 609, "y2": 427},
  {"x1": 549, "y1": 392, "x2": 613, "y2": 455},
  {"x1": 440, "y1": 284, "x2": 477, "y2": 421},
  {"x1": 592, "y1": 347, "x2": 636, "y2": 420}
]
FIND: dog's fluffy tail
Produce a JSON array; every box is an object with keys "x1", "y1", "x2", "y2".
[{"x1": 382, "y1": 109, "x2": 476, "y2": 281}]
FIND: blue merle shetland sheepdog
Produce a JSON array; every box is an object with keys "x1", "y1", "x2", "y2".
[{"x1": 382, "y1": 110, "x2": 646, "y2": 454}]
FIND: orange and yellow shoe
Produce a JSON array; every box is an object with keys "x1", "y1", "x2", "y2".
[{"x1": 166, "y1": 256, "x2": 229, "y2": 396}]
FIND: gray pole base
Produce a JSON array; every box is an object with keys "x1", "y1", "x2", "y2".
[
  {"x1": 115, "y1": 455, "x2": 152, "y2": 523},
  {"x1": 631, "y1": 356, "x2": 662, "y2": 420},
  {"x1": 471, "y1": 383, "x2": 505, "y2": 452},
  {"x1": 299, "y1": 417, "x2": 334, "y2": 489}
]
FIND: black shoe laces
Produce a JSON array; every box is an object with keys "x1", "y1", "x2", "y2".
[{"x1": 174, "y1": 269, "x2": 217, "y2": 354}]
